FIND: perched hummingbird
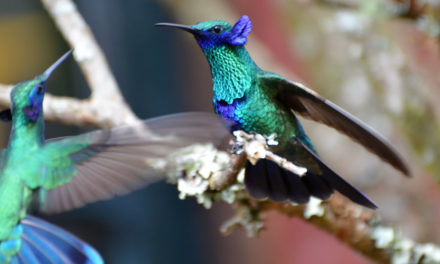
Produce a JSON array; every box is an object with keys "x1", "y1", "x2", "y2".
[
  {"x1": 156, "y1": 15, "x2": 410, "y2": 209},
  {"x1": 0, "y1": 50, "x2": 229, "y2": 263}
]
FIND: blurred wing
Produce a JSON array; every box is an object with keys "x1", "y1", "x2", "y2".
[
  {"x1": 12, "y1": 215, "x2": 103, "y2": 264},
  {"x1": 36, "y1": 112, "x2": 231, "y2": 214},
  {"x1": 258, "y1": 71, "x2": 410, "y2": 176}
]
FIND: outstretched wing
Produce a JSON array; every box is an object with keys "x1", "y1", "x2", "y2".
[
  {"x1": 32, "y1": 112, "x2": 230, "y2": 214},
  {"x1": 257, "y1": 71, "x2": 410, "y2": 176},
  {"x1": 11, "y1": 215, "x2": 103, "y2": 264}
]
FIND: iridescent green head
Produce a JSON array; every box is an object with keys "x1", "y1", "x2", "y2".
[
  {"x1": 0, "y1": 50, "x2": 72, "y2": 122},
  {"x1": 155, "y1": 15, "x2": 252, "y2": 50}
]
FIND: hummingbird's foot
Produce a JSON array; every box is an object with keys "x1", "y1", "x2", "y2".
[{"x1": 231, "y1": 130, "x2": 307, "y2": 176}]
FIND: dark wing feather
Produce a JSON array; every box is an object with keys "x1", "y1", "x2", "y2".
[
  {"x1": 38, "y1": 112, "x2": 231, "y2": 213},
  {"x1": 258, "y1": 71, "x2": 410, "y2": 176},
  {"x1": 295, "y1": 138, "x2": 377, "y2": 209}
]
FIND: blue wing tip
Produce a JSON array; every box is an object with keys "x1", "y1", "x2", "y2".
[
  {"x1": 82, "y1": 243, "x2": 104, "y2": 264},
  {"x1": 19, "y1": 216, "x2": 104, "y2": 264}
]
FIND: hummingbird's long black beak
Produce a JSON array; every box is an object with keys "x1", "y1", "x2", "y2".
[
  {"x1": 43, "y1": 49, "x2": 73, "y2": 80},
  {"x1": 154, "y1": 23, "x2": 199, "y2": 34}
]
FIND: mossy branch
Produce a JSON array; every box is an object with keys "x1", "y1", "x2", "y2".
[{"x1": 157, "y1": 134, "x2": 440, "y2": 264}]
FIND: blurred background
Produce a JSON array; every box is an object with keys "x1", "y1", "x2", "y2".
[{"x1": 1, "y1": 0, "x2": 440, "y2": 263}]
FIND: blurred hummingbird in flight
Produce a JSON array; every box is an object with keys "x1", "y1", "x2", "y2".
[
  {"x1": 0, "y1": 50, "x2": 229, "y2": 263},
  {"x1": 156, "y1": 15, "x2": 410, "y2": 209}
]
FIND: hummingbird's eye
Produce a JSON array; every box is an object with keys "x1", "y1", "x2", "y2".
[
  {"x1": 209, "y1": 25, "x2": 223, "y2": 34},
  {"x1": 35, "y1": 84, "x2": 44, "y2": 95}
]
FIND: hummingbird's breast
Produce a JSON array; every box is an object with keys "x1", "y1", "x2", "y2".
[
  {"x1": 213, "y1": 87, "x2": 296, "y2": 147},
  {"x1": 0, "y1": 170, "x2": 27, "y2": 241},
  {"x1": 207, "y1": 46, "x2": 300, "y2": 146},
  {"x1": 214, "y1": 96, "x2": 246, "y2": 131}
]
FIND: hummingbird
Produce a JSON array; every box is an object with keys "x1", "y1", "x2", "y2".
[
  {"x1": 0, "y1": 50, "x2": 229, "y2": 263},
  {"x1": 155, "y1": 15, "x2": 410, "y2": 209}
]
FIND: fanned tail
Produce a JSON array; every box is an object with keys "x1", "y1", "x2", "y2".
[
  {"x1": 10, "y1": 216, "x2": 103, "y2": 264},
  {"x1": 244, "y1": 140, "x2": 377, "y2": 209},
  {"x1": 245, "y1": 159, "x2": 332, "y2": 204}
]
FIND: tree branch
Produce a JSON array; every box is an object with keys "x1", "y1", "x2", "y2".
[
  {"x1": 157, "y1": 138, "x2": 440, "y2": 264},
  {"x1": 0, "y1": 83, "x2": 136, "y2": 128},
  {"x1": 39, "y1": 0, "x2": 138, "y2": 127}
]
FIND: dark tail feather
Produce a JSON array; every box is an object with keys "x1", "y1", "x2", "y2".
[
  {"x1": 264, "y1": 160, "x2": 289, "y2": 201},
  {"x1": 11, "y1": 216, "x2": 103, "y2": 264},
  {"x1": 244, "y1": 147, "x2": 376, "y2": 209},
  {"x1": 245, "y1": 160, "x2": 270, "y2": 199},
  {"x1": 245, "y1": 159, "x2": 311, "y2": 204},
  {"x1": 302, "y1": 172, "x2": 332, "y2": 200},
  {"x1": 296, "y1": 139, "x2": 378, "y2": 209},
  {"x1": 282, "y1": 169, "x2": 310, "y2": 204}
]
